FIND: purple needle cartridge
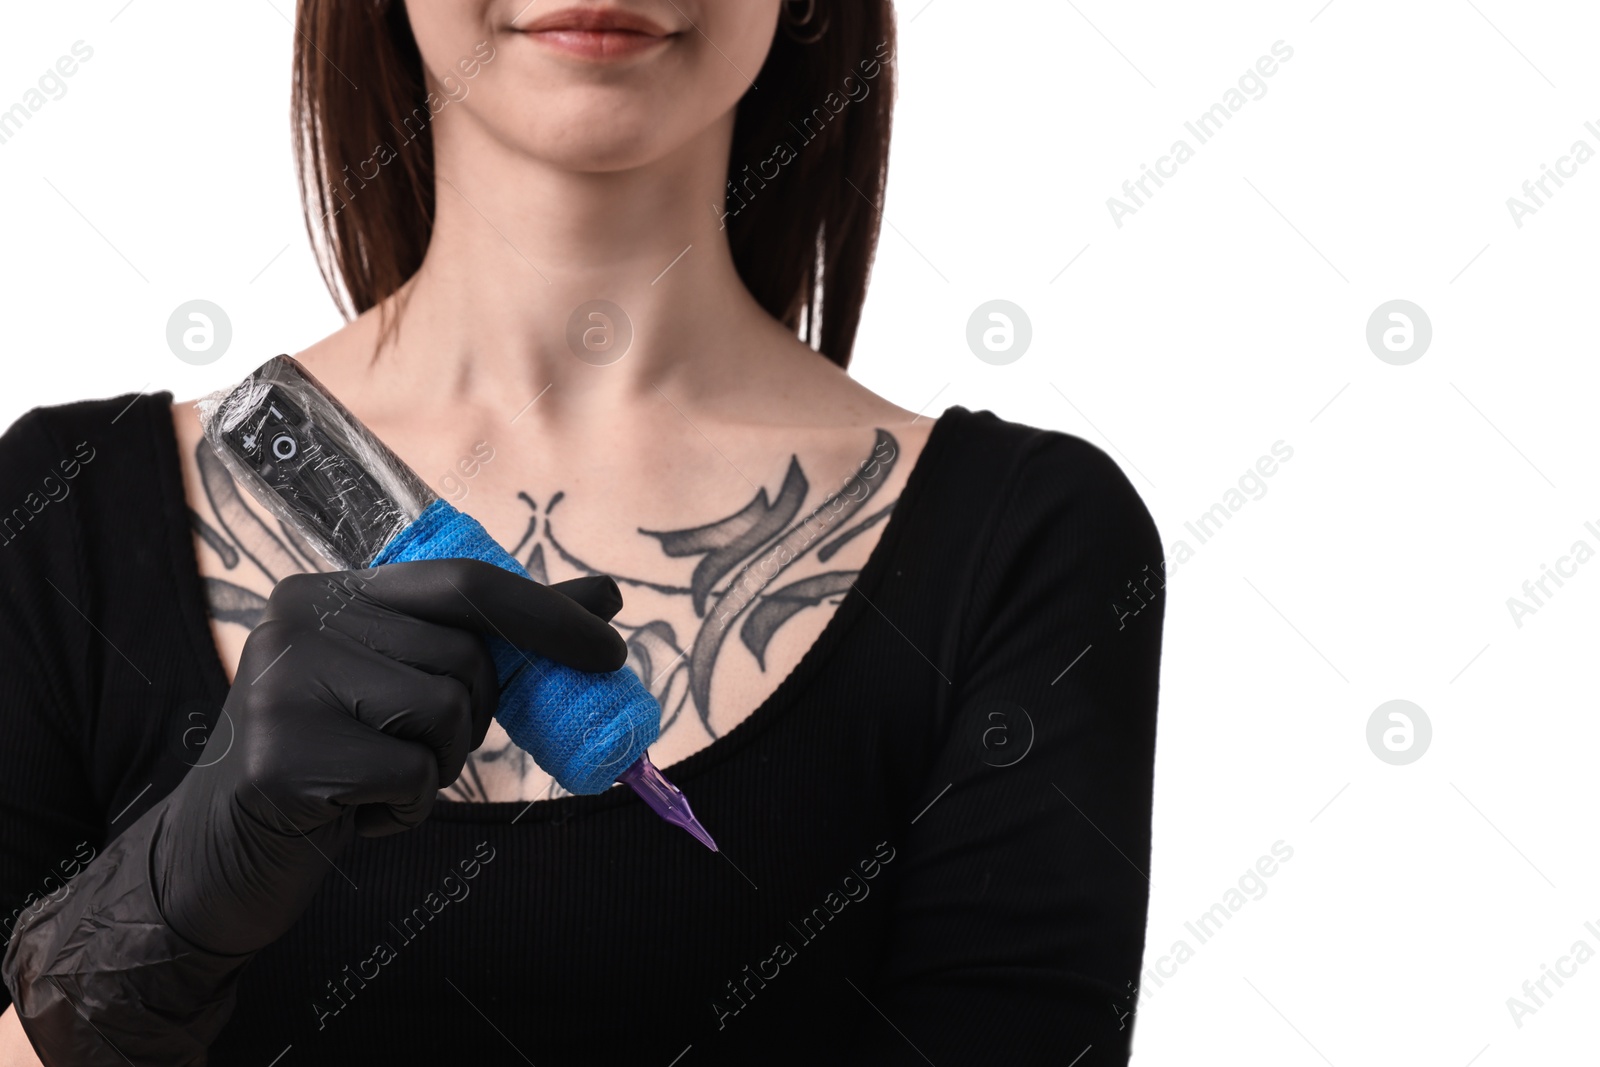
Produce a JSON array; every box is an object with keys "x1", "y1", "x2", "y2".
[{"x1": 617, "y1": 757, "x2": 719, "y2": 852}]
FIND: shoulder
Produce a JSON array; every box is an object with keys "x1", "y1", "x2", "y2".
[
  {"x1": 0, "y1": 392, "x2": 168, "y2": 472},
  {"x1": 929, "y1": 406, "x2": 1160, "y2": 552},
  {"x1": 0, "y1": 395, "x2": 140, "y2": 530},
  {"x1": 923, "y1": 407, "x2": 1165, "y2": 654},
  {"x1": 0, "y1": 391, "x2": 173, "y2": 500},
  {"x1": 0, "y1": 392, "x2": 178, "y2": 585},
  {"x1": 0, "y1": 396, "x2": 165, "y2": 727}
]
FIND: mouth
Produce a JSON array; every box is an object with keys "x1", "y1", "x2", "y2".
[{"x1": 514, "y1": 5, "x2": 680, "y2": 62}]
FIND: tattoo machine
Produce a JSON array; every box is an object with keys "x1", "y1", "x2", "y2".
[{"x1": 195, "y1": 354, "x2": 717, "y2": 852}]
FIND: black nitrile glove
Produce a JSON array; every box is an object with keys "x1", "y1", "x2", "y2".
[{"x1": 3, "y1": 559, "x2": 625, "y2": 1066}]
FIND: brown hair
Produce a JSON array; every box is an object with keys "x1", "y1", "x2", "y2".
[{"x1": 291, "y1": 0, "x2": 896, "y2": 368}]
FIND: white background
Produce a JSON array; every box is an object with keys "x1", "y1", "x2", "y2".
[{"x1": 3, "y1": 1, "x2": 1597, "y2": 1063}]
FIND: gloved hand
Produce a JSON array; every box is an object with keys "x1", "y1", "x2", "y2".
[
  {"x1": 3, "y1": 558, "x2": 625, "y2": 1065},
  {"x1": 154, "y1": 558, "x2": 625, "y2": 956}
]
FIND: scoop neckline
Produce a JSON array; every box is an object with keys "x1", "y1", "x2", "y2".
[{"x1": 156, "y1": 395, "x2": 965, "y2": 825}]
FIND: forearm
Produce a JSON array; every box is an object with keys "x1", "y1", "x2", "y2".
[{"x1": 1, "y1": 804, "x2": 249, "y2": 1067}]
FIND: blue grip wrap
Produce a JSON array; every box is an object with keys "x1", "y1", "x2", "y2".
[{"x1": 370, "y1": 499, "x2": 658, "y2": 795}]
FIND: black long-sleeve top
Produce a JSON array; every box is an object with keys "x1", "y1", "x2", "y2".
[{"x1": 0, "y1": 393, "x2": 1164, "y2": 1065}]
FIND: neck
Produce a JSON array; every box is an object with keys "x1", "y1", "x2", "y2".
[{"x1": 361, "y1": 105, "x2": 784, "y2": 423}]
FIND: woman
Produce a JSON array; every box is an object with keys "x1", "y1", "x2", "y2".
[{"x1": 0, "y1": 1, "x2": 1164, "y2": 1063}]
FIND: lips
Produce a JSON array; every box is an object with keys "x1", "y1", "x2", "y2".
[{"x1": 515, "y1": 5, "x2": 679, "y2": 61}]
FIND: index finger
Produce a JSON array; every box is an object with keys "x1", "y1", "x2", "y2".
[{"x1": 348, "y1": 559, "x2": 629, "y2": 674}]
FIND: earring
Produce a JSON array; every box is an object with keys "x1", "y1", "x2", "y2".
[{"x1": 780, "y1": 0, "x2": 829, "y2": 44}]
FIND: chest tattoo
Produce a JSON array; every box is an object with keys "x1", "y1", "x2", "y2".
[{"x1": 192, "y1": 430, "x2": 901, "y2": 801}]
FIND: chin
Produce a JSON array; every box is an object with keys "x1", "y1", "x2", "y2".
[
  {"x1": 472, "y1": 80, "x2": 714, "y2": 172},
  {"x1": 513, "y1": 117, "x2": 674, "y2": 173},
  {"x1": 499, "y1": 127, "x2": 668, "y2": 173}
]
